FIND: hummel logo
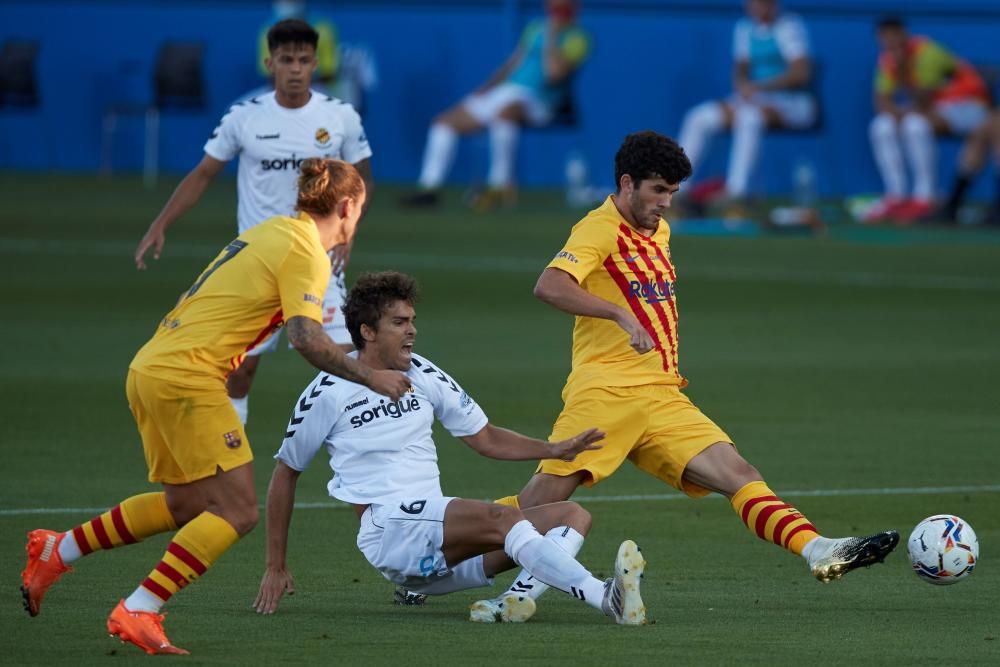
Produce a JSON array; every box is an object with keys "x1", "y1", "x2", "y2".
[{"x1": 256, "y1": 133, "x2": 280, "y2": 140}]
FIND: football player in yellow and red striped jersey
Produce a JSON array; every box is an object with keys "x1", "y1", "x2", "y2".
[
  {"x1": 474, "y1": 131, "x2": 899, "y2": 622},
  {"x1": 20, "y1": 159, "x2": 410, "y2": 654}
]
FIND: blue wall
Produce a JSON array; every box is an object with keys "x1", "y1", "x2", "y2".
[{"x1": 1, "y1": 0, "x2": 999, "y2": 196}]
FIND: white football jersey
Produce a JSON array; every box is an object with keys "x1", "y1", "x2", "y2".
[
  {"x1": 204, "y1": 90, "x2": 372, "y2": 234},
  {"x1": 275, "y1": 353, "x2": 489, "y2": 505}
]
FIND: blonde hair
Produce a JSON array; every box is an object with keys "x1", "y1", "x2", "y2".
[{"x1": 296, "y1": 158, "x2": 365, "y2": 217}]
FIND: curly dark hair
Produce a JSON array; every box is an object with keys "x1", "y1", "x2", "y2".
[
  {"x1": 614, "y1": 131, "x2": 692, "y2": 191},
  {"x1": 344, "y1": 271, "x2": 419, "y2": 349}
]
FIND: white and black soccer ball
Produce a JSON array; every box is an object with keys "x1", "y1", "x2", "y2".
[{"x1": 907, "y1": 514, "x2": 979, "y2": 585}]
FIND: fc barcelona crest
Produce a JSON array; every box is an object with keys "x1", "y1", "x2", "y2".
[{"x1": 223, "y1": 430, "x2": 243, "y2": 449}]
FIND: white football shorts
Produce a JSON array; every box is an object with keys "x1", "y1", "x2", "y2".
[
  {"x1": 727, "y1": 91, "x2": 818, "y2": 129},
  {"x1": 935, "y1": 99, "x2": 989, "y2": 135},
  {"x1": 462, "y1": 82, "x2": 553, "y2": 127},
  {"x1": 247, "y1": 268, "x2": 351, "y2": 357},
  {"x1": 357, "y1": 496, "x2": 493, "y2": 595}
]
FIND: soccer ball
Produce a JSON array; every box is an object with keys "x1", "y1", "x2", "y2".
[{"x1": 907, "y1": 515, "x2": 979, "y2": 585}]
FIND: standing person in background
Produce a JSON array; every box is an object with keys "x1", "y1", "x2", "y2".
[
  {"x1": 135, "y1": 19, "x2": 373, "y2": 425},
  {"x1": 865, "y1": 16, "x2": 990, "y2": 224},
  {"x1": 400, "y1": 0, "x2": 590, "y2": 211},
  {"x1": 21, "y1": 160, "x2": 410, "y2": 655},
  {"x1": 677, "y1": 0, "x2": 816, "y2": 208}
]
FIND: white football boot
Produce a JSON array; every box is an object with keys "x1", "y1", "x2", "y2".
[
  {"x1": 601, "y1": 540, "x2": 646, "y2": 625},
  {"x1": 469, "y1": 593, "x2": 537, "y2": 623}
]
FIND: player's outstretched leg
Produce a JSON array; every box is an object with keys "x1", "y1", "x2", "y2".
[
  {"x1": 21, "y1": 492, "x2": 178, "y2": 616},
  {"x1": 601, "y1": 540, "x2": 647, "y2": 626},
  {"x1": 107, "y1": 600, "x2": 189, "y2": 655},
  {"x1": 802, "y1": 532, "x2": 900, "y2": 583},
  {"x1": 731, "y1": 481, "x2": 898, "y2": 582}
]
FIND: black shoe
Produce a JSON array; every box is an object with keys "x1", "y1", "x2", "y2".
[
  {"x1": 393, "y1": 587, "x2": 429, "y2": 606},
  {"x1": 808, "y1": 530, "x2": 900, "y2": 583},
  {"x1": 399, "y1": 190, "x2": 440, "y2": 208},
  {"x1": 984, "y1": 205, "x2": 1000, "y2": 226},
  {"x1": 932, "y1": 203, "x2": 959, "y2": 225}
]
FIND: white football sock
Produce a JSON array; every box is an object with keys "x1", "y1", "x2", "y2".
[
  {"x1": 678, "y1": 101, "x2": 725, "y2": 174},
  {"x1": 801, "y1": 535, "x2": 834, "y2": 564},
  {"x1": 487, "y1": 119, "x2": 519, "y2": 189},
  {"x1": 230, "y1": 395, "x2": 248, "y2": 425},
  {"x1": 869, "y1": 112, "x2": 907, "y2": 198},
  {"x1": 503, "y1": 520, "x2": 604, "y2": 610},
  {"x1": 727, "y1": 103, "x2": 765, "y2": 197},
  {"x1": 503, "y1": 525, "x2": 584, "y2": 601},
  {"x1": 418, "y1": 123, "x2": 459, "y2": 189},
  {"x1": 901, "y1": 112, "x2": 936, "y2": 201},
  {"x1": 58, "y1": 531, "x2": 82, "y2": 564},
  {"x1": 124, "y1": 585, "x2": 164, "y2": 613}
]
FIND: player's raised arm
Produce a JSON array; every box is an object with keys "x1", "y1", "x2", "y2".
[
  {"x1": 461, "y1": 423, "x2": 603, "y2": 462},
  {"x1": 534, "y1": 267, "x2": 654, "y2": 354},
  {"x1": 254, "y1": 461, "x2": 301, "y2": 614},
  {"x1": 286, "y1": 315, "x2": 409, "y2": 400},
  {"x1": 135, "y1": 154, "x2": 227, "y2": 270}
]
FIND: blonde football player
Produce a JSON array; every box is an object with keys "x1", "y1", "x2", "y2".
[
  {"x1": 21, "y1": 160, "x2": 409, "y2": 655},
  {"x1": 135, "y1": 19, "x2": 372, "y2": 424}
]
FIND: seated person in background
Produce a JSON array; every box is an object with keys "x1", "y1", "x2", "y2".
[
  {"x1": 865, "y1": 16, "x2": 990, "y2": 224},
  {"x1": 940, "y1": 108, "x2": 1000, "y2": 226},
  {"x1": 677, "y1": 0, "x2": 815, "y2": 206},
  {"x1": 400, "y1": 0, "x2": 590, "y2": 210}
]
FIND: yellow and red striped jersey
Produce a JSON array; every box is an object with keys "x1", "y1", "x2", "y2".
[
  {"x1": 130, "y1": 212, "x2": 331, "y2": 389},
  {"x1": 546, "y1": 195, "x2": 683, "y2": 392}
]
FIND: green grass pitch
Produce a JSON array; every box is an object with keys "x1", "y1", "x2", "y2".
[{"x1": 1, "y1": 174, "x2": 998, "y2": 665}]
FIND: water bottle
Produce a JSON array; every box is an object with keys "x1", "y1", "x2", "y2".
[
  {"x1": 792, "y1": 158, "x2": 817, "y2": 209},
  {"x1": 770, "y1": 158, "x2": 820, "y2": 227},
  {"x1": 565, "y1": 150, "x2": 589, "y2": 207}
]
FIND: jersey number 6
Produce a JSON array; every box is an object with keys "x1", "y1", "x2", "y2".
[{"x1": 186, "y1": 240, "x2": 248, "y2": 298}]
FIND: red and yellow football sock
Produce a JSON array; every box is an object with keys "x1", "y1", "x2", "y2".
[
  {"x1": 731, "y1": 481, "x2": 819, "y2": 556},
  {"x1": 63, "y1": 492, "x2": 177, "y2": 563},
  {"x1": 494, "y1": 495, "x2": 520, "y2": 509},
  {"x1": 130, "y1": 512, "x2": 239, "y2": 611}
]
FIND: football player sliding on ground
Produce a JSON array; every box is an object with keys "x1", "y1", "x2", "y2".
[{"x1": 253, "y1": 271, "x2": 647, "y2": 626}]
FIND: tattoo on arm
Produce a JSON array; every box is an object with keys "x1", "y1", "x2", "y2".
[{"x1": 286, "y1": 316, "x2": 371, "y2": 385}]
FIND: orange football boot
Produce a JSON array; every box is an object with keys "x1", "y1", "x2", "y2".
[
  {"x1": 21, "y1": 529, "x2": 73, "y2": 617},
  {"x1": 107, "y1": 600, "x2": 189, "y2": 656}
]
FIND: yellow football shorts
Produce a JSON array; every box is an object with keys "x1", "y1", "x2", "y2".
[
  {"x1": 126, "y1": 370, "x2": 252, "y2": 484},
  {"x1": 539, "y1": 383, "x2": 733, "y2": 497}
]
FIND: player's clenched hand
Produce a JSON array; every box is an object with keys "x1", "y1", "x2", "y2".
[
  {"x1": 253, "y1": 566, "x2": 295, "y2": 615},
  {"x1": 135, "y1": 226, "x2": 166, "y2": 270},
  {"x1": 615, "y1": 312, "x2": 655, "y2": 354},
  {"x1": 368, "y1": 369, "x2": 412, "y2": 402},
  {"x1": 550, "y1": 427, "x2": 605, "y2": 461}
]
